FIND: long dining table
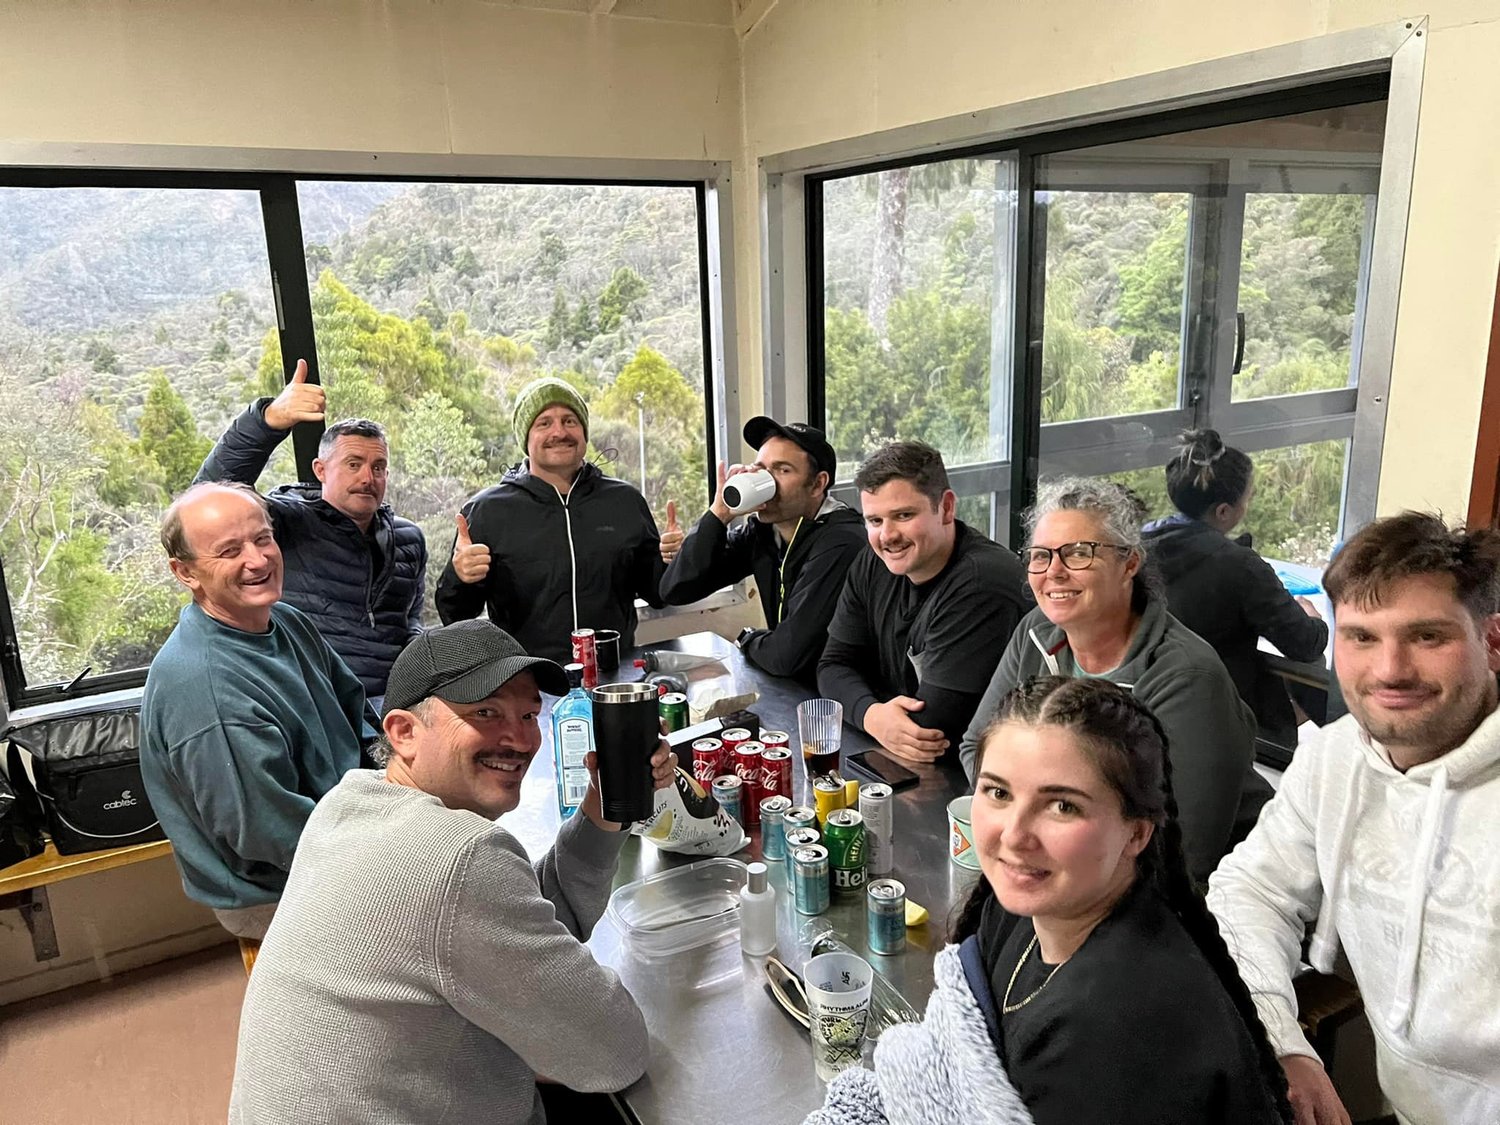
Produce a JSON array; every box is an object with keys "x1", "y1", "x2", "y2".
[{"x1": 501, "y1": 630, "x2": 975, "y2": 1124}]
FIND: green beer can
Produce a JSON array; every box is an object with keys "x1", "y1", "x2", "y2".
[
  {"x1": 822, "y1": 808, "x2": 868, "y2": 899},
  {"x1": 658, "y1": 692, "x2": 689, "y2": 733}
]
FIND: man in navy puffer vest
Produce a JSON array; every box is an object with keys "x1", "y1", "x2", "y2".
[{"x1": 196, "y1": 359, "x2": 427, "y2": 705}]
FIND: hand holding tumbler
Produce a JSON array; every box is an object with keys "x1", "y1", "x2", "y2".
[{"x1": 589, "y1": 683, "x2": 660, "y2": 823}]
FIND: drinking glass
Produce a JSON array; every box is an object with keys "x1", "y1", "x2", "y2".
[
  {"x1": 803, "y1": 951, "x2": 873, "y2": 1080},
  {"x1": 797, "y1": 698, "x2": 843, "y2": 783}
]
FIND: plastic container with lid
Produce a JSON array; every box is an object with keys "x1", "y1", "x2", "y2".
[{"x1": 606, "y1": 857, "x2": 749, "y2": 956}]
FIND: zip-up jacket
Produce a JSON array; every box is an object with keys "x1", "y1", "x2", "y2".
[
  {"x1": 1209, "y1": 708, "x2": 1500, "y2": 1124},
  {"x1": 960, "y1": 597, "x2": 1268, "y2": 884},
  {"x1": 434, "y1": 460, "x2": 666, "y2": 664},
  {"x1": 196, "y1": 400, "x2": 427, "y2": 698},
  {"x1": 1143, "y1": 515, "x2": 1328, "y2": 745},
  {"x1": 659, "y1": 499, "x2": 866, "y2": 683}
]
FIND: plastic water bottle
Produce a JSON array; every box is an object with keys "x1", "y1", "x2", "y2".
[{"x1": 552, "y1": 663, "x2": 594, "y2": 818}]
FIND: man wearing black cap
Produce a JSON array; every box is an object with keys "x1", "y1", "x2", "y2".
[
  {"x1": 659, "y1": 417, "x2": 866, "y2": 683},
  {"x1": 230, "y1": 620, "x2": 674, "y2": 1125}
]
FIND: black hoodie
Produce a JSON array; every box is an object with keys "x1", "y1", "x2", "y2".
[
  {"x1": 659, "y1": 500, "x2": 866, "y2": 684},
  {"x1": 435, "y1": 460, "x2": 665, "y2": 665},
  {"x1": 1142, "y1": 516, "x2": 1328, "y2": 745}
]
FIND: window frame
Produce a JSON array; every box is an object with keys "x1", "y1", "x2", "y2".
[
  {"x1": 0, "y1": 157, "x2": 736, "y2": 711},
  {"x1": 770, "y1": 19, "x2": 1424, "y2": 550}
]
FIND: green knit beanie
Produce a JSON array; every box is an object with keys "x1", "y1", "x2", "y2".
[{"x1": 512, "y1": 377, "x2": 590, "y2": 450}]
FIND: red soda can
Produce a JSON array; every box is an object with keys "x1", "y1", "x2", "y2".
[
  {"x1": 760, "y1": 730, "x2": 791, "y2": 751},
  {"x1": 570, "y1": 629, "x2": 598, "y2": 689},
  {"x1": 733, "y1": 740, "x2": 765, "y2": 826},
  {"x1": 721, "y1": 727, "x2": 751, "y2": 756},
  {"x1": 760, "y1": 747, "x2": 793, "y2": 801},
  {"x1": 691, "y1": 737, "x2": 724, "y2": 787}
]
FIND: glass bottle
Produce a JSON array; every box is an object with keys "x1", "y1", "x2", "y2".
[{"x1": 552, "y1": 663, "x2": 594, "y2": 818}]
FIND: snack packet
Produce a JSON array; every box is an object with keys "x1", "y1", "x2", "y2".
[{"x1": 630, "y1": 767, "x2": 748, "y2": 856}]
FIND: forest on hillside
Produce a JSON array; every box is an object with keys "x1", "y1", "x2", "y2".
[{"x1": 0, "y1": 158, "x2": 1368, "y2": 688}]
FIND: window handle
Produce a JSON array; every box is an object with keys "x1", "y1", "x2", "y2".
[{"x1": 1231, "y1": 311, "x2": 1246, "y2": 375}]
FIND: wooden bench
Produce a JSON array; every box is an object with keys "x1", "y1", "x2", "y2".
[{"x1": 0, "y1": 839, "x2": 174, "y2": 961}]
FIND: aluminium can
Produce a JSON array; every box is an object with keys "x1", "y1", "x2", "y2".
[
  {"x1": 759, "y1": 730, "x2": 791, "y2": 750},
  {"x1": 813, "y1": 775, "x2": 846, "y2": 825},
  {"x1": 711, "y1": 774, "x2": 743, "y2": 825},
  {"x1": 867, "y1": 878, "x2": 907, "y2": 956},
  {"x1": 792, "y1": 844, "x2": 831, "y2": 916},
  {"x1": 569, "y1": 629, "x2": 598, "y2": 689},
  {"x1": 823, "y1": 808, "x2": 868, "y2": 899},
  {"x1": 720, "y1": 727, "x2": 752, "y2": 756},
  {"x1": 733, "y1": 741, "x2": 765, "y2": 827},
  {"x1": 783, "y1": 825, "x2": 821, "y2": 882},
  {"x1": 659, "y1": 692, "x2": 689, "y2": 733},
  {"x1": 759, "y1": 747, "x2": 793, "y2": 801},
  {"x1": 759, "y1": 795, "x2": 793, "y2": 862},
  {"x1": 859, "y1": 783, "x2": 894, "y2": 876},
  {"x1": 691, "y1": 737, "x2": 725, "y2": 787}
]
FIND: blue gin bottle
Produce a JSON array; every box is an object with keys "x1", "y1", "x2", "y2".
[{"x1": 552, "y1": 663, "x2": 594, "y2": 818}]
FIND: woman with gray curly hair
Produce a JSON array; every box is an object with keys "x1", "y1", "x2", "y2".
[{"x1": 959, "y1": 477, "x2": 1270, "y2": 884}]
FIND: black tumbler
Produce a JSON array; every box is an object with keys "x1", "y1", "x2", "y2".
[
  {"x1": 589, "y1": 682, "x2": 659, "y2": 822},
  {"x1": 595, "y1": 629, "x2": 621, "y2": 674}
]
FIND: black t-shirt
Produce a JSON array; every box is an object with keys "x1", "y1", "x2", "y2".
[
  {"x1": 979, "y1": 886, "x2": 1283, "y2": 1125},
  {"x1": 819, "y1": 521, "x2": 1028, "y2": 744}
]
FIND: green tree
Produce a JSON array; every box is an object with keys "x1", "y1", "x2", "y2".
[
  {"x1": 597, "y1": 267, "x2": 649, "y2": 334},
  {"x1": 135, "y1": 372, "x2": 212, "y2": 493}
]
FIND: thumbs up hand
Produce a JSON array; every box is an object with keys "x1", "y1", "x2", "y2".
[
  {"x1": 659, "y1": 500, "x2": 686, "y2": 565},
  {"x1": 264, "y1": 359, "x2": 327, "y2": 431},
  {"x1": 452, "y1": 513, "x2": 492, "y2": 585}
]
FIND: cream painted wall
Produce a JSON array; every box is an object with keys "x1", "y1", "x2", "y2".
[
  {"x1": 734, "y1": 0, "x2": 1500, "y2": 519},
  {"x1": 0, "y1": 0, "x2": 740, "y2": 159}
]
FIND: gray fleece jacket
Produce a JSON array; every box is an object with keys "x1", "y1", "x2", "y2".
[
  {"x1": 804, "y1": 942, "x2": 1034, "y2": 1125},
  {"x1": 229, "y1": 770, "x2": 646, "y2": 1124},
  {"x1": 959, "y1": 597, "x2": 1268, "y2": 884}
]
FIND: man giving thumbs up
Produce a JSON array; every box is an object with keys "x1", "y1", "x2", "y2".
[{"x1": 195, "y1": 357, "x2": 427, "y2": 701}]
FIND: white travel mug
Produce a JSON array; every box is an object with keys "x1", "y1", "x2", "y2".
[{"x1": 723, "y1": 468, "x2": 777, "y2": 515}]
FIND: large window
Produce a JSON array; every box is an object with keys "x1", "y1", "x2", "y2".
[
  {"x1": 812, "y1": 84, "x2": 1386, "y2": 564},
  {"x1": 0, "y1": 174, "x2": 715, "y2": 705}
]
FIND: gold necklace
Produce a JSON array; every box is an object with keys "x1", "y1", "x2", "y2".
[{"x1": 1001, "y1": 934, "x2": 1063, "y2": 1014}]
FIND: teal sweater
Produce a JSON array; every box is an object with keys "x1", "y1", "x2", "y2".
[{"x1": 140, "y1": 601, "x2": 374, "y2": 910}]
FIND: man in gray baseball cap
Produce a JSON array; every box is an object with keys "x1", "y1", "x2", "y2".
[{"x1": 231, "y1": 620, "x2": 674, "y2": 1124}]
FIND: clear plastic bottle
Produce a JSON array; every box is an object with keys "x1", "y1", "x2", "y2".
[
  {"x1": 739, "y1": 861, "x2": 777, "y2": 957},
  {"x1": 552, "y1": 663, "x2": 594, "y2": 818}
]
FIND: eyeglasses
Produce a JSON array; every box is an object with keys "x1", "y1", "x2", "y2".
[{"x1": 1019, "y1": 541, "x2": 1133, "y2": 574}]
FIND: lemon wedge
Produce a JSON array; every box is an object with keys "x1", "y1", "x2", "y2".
[{"x1": 905, "y1": 898, "x2": 929, "y2": 927}]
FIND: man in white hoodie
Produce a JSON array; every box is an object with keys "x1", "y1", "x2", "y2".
[{"x1": 1208, "y1": 512, "x2": 1500, "y2": 1125}]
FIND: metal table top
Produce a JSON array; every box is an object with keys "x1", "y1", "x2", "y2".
[{"x1": 501, "y1": 631, "x2": 975, "y2": 1125}]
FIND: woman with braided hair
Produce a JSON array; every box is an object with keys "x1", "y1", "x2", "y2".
[
  {"x1": 1143, "y1": 429, "x2": 1328, "y2": 747},
  {"x1": 808, "y1": 677, "x2": 1290, "y2": 1125}
]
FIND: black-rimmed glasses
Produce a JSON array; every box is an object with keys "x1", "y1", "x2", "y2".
[{"x1": 1019, "y1": 541, "x2": 1133, "y2": 574}]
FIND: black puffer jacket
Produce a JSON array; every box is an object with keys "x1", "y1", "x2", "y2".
[
  {"x1": 434, "y1": 460, "x2": 666, "y2": 664},
  {"x1": 196, "y1": 401, "x2": 428, "y2": 698},
  {"x1": 1142, "y1": 515, "x2": 1328, "y2": 746}
]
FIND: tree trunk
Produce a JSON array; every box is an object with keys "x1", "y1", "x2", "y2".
[{"x1": 868, "y1": 167, "x2": 911, "y2": 342}]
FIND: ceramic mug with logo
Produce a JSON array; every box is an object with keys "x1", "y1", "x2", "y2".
[{"x1": 947, "y1": 795, "x2": 980, "y2": 869}]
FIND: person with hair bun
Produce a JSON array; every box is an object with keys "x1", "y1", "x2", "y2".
[
  {"x1": 808, "y1": 677, "x2": 1290, "y2": 1125},
  {"x1": 1143, "y1": 429, "x2": 1328, "y2": 747},
  {"x1": 961, "y1": 477, "x2": 1267, "y2": 884}
]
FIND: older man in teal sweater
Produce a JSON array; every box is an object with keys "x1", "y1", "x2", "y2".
[{"x1": 140, "y1": 482, "x2": 374, "y2": 939}]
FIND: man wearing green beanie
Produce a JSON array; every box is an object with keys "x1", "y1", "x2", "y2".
[{"x1": 435, "y1": 376, "x2": 666, "y2": 663}]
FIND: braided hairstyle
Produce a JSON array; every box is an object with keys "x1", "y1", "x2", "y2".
[
  {"x1": 951, "y1": 677, "x2": 1292, "y2": 1123},
  {"x1": 1165, "y1": 428, "x2": 1253, "y2": 520}
]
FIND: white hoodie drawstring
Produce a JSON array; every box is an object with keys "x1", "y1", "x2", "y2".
[
  {"x1": 1028, "y1": 630, "x2": 1061, "y2": 675},
  {"x1": 552, "y1": 484, "x2": 579, "y2": 632},
  {"x1": 1387, "y1": 764, "x2": 1450, "y2": 1036}
]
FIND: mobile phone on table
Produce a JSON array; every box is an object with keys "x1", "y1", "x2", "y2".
[{"x1": 845, "y1": 750, "x2": 919, "y2": 792}]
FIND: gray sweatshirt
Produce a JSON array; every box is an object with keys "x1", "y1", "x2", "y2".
[
  {"x1": 959, "y1": 598, "x2": 1268, "y2": 884},
  {"x1": 229, "y1": 770, "x2": 646, "y2": 1124}
]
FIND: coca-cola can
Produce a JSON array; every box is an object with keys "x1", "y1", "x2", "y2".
[
  {"x1": 759, "y1": 730, "x2": 791, "y2": 750},
  {"x1": 691, "y1": 737, "x2": 724, "y2": 787},
  {"x1": 569, "y1": 629, "x2": 598, "y2": 689},
  {"x1": 759, "y1": 747, "x2": 793, "y2": 801},
  {"x1": 734, "y1": 740, "x2": 765, "y2": 827},
  {"x1": 720, "y1": 727, "x2": 752, "y2": 756}
]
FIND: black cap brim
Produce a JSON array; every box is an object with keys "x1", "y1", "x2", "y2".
[{"x1": 385, "y1": 654, "x2": 570, "y2": 716}]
